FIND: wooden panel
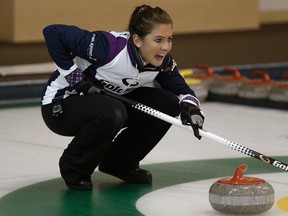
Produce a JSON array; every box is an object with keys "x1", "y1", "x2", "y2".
[
  {"x1": 166, "y1": 0, "x2": 259, "y2": 34},
  {"x1": 0, "y1": 1, "x2": 14, "y2": 41},
  {"x1": 259, "y1": 0, "x2": 288, "y2": 24},
  {"x1": 3, "y1": 0, "x2": 259, "y2": 43},
  {"x1": 260, "y1": 11, "x2": 288, "y2": 24}
]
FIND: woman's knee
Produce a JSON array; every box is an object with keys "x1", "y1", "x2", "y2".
[{"x1": 103, "y1": 100, "x2": 127, "y2": 132}]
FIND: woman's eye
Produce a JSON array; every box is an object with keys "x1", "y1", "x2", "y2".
[
  {"x1": 155, "y1": 38, "x2": 162, "y2": 43},
  {"x1": 155, "y1": 37, "x2": 173, "y2": 43}
]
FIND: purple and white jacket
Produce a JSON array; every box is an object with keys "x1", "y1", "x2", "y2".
[{"x1": 41, "y1": 24, "x2": 199, "y2": 106}]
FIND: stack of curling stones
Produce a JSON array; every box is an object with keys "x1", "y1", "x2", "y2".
[
  {"x1": 209, "y1": 164, "x2": 274, "y2": 214},
  {"x1": 180, "y1": 69, "x2": 209, "y2": 102},
  {"x1": 209, "y1": 68, "x2": 247, "y2": 96}
]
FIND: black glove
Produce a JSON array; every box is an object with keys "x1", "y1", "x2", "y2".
[
  {"x1": 74, "y1": 76, "x2": 105, "y2": 95},
  {"x1": 180, "y1": 102, "x2": 205, "y2": 139}
]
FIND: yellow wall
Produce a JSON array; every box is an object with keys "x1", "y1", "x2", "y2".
[
  {"x1": 0, "y1": 0, "x2": 14, "y2": 41},
  {"x1": 0, "y1": 0, "x2": 259, "y2": 43}
]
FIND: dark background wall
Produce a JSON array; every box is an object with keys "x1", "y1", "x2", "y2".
[
  {"x1": 1, "y1": 23, "x2": 287, "y2": 68},
  {"x1": 171, "y1": 23, "x2": 288, "y2": 68}
]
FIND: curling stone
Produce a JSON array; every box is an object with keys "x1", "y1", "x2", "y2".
[
  {"x1": 238, "y1": 70, "x2": 275, "y2": 99},
  {"x1": 190, "y1": 65, "x2": 218, "y2": 87},
  {"x1": 268, "y1": 83, "x2": 288, "y2": 103},
  {"x1": 180, "y1": 69, "x2": 208, "y2": 102},
  {"x1": 209, "y1": 68, "x2": 247, "y2": 96},
  {"x1": 268, "y1": 73, "x2": 288, "y2": 103},
  {"x1": 209, "y1": 164, "x2": 274, "y2": 215}
]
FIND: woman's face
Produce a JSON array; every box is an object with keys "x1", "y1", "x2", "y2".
[{"x1": 133, "y1": 24, "x2": 173, "y2": 67}]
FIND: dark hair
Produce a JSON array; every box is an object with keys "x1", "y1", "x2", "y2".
[{"x1": 128, "y1": 5, "x2": 173, "y2": 38}]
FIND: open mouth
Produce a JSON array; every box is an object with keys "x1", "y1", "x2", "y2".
[{"x1": 155, "y1": 54, "x2": 164, "y2": 61}]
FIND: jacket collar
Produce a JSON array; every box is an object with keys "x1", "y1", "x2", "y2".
[{"x1": 127, "y1": 37, "x2": 160, "y2": 72}]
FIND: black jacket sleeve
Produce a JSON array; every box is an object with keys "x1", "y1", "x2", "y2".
[
  {"x1": 42, "y1": 24, "x2": 108, "y2": 71},
  {"x1": 155, "y1": 55, "x2": 196, "y2": 97}
]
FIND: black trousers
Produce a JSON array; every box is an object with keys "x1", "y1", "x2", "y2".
[{"x1": 41, "y1": 87, "x2": 180, "y2": 178}]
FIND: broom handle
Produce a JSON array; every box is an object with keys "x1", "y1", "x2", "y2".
[{"x1": 106, "y1": 91, "x2": 288, "y2": 172}]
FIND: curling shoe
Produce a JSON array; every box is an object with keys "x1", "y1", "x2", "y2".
[
  {"x1": 63, "y1": 177, "x2": 93, "y2": 190},
  {"x1": 98, "y1": 163, "x2": 152, "y2": 184}
]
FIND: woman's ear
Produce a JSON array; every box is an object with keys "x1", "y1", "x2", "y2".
[{"x1": 132, "y1": 34, "x2": 141, "y2": 48}]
